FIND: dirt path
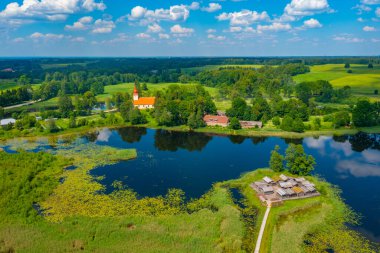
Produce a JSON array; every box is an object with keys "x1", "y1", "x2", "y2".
[
  {"x1": 254, "y1": 206, "x2": 271, "y2": 253},
  {"x1": 4, "y1": 99, "x2": 41, "y2": 110}
]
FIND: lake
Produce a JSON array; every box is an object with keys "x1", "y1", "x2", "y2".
[
  {"x1": 89, "y1": 127, "x2": 380, "y2": 242},
  {"x1": 2, "y1": 127, "x2": 380, "y2": 242}
]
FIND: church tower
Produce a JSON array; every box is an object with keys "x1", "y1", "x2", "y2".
[{"x1": 133, "y1": 83, "x2": 139, "y2": 101}]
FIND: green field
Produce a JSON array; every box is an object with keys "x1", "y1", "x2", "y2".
[
  {"x1": 294, "y1": 64, "x2": 380, "y2": 97},
  {"x1": 181, "y1": 64, "x2": 265, "y2": 74},
  {"x1": 40, "y1": 62, "x2": 92, "y2": 70},
  {"x1": 96, "y1": 82, "x2": 226, "y2": 110}
]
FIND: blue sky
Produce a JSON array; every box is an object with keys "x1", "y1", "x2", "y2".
[{"x1": 0, "y1": 0, "x2": 379, "y2": 56}]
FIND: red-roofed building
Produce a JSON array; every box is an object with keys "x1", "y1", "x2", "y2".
[
  {"x1": 203, "y1": 115, "x2": 229, "y2": 127},
  {"x1": 133, "y1": 84, "x2": 156, "y2": 109}
]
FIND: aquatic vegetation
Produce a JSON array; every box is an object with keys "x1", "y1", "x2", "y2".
[
  {"x1": 0, "y1": 150, "x2": 244, "y2": 252},
  {"x1": 0, "y1": 151, "x2": 69, "y2": 222}
]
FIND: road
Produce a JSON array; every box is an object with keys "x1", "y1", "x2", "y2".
[
  {"x1": 4, "y1": 99, "x2": 41, "y2": 110},
  {"x1": 254, "y1": 206, "x2": 271, "y2": 253}
]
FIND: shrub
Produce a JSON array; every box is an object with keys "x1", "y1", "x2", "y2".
[{"x1": 229, "y1": 117, "x2": 241, "y2": 130}]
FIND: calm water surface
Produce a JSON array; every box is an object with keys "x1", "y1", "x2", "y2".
[{"x1": 88, "y1": 127, "x2": 380, "y2": 242}]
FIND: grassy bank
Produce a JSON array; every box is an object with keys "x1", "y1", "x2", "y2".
[{"x1": 2, "y1": 111, "x2": 380, "y2": 142}]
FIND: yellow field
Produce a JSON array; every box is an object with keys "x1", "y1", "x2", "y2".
[{"x1": 294, "y1": 64, "x2": 380, "y2": 98}]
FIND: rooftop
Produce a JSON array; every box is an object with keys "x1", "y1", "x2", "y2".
[
  {"x1": 133, "y1": 97, "x2": 156, "y2": 106},
  {"x1": 0, "y1": 118, "x2": 16, "y2": 126},
  {"x1": 203, "y1": 115, "x2": 229, "y2": 124}
]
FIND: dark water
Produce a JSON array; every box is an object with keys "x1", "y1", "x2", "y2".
[{"x1": 86, "y1": 127, "x2": 380, "y2": 242}]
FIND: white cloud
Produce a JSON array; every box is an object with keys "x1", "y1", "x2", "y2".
[
  {"x1": 30, "y1": 32, "x2": 64, "y2": 40},
  {"x1": 217, "y1": 10, "x2": 270, "y2": 26},
  {"x1": 170, "y1": 24, "x2": 194, "y2": 36},
  {"x1": 201, "y1": 3, "x2": 222, "y2": 13},
  {"x1": 65, "y1": 16, "x2": 93, "y2": 31},
  {"x1": 372, "y1": 38, "x2": 380, "y2": 42},
  {"x1": 79, "y1": 16, "x2": 94, "y2": 23},
  {"x1": 130, "y1": 6, "x2": 147, "y2": 19},
  {"x1": 70, "y1": 36, "x2": 86, "y2": 42},
  {"x1": 208, "y1": 34, "x2": 226, "y2": 40},
  {"x1": 288, "y1": 36, "x2": 303, "y2": 42},
  {"x1": 227, "y1": 26, "x2": 243, "y2": 32},
  {"x1": 207, "y1": 29, "x2": 216, "y2": 33},
  {"x1": 127, "y1": 3, "x2": 199, "y2": 24},
  {"x1": 147, "y1": 23, "x2": 163, "y2": 33},
  {"x1": 136, "y1": 32, "x2": 151, "y2": 39},
  {"x1": 333, "y1": 34, "x2": 364, "y2": 43},
  {"x1": 257, "y1": 22, "x2": 291, "y2": 32},
  {"x1": 159, "y1": 33, "x2": 170, "y2": 39},
  {"x1": 357, "y1": 17, "x2": 366, "y2": 22},
  {"x1": 302, "y1": 18, "x2": 322, "y2": 28},
  {"x1": 0, "y1": 0, "x2": 106, "y2": 25},
  {"x1": 82, "y1": 0, "x2": 106, "y2": 12},
  {"x1": 361, "y1": 0, "x2": 380, "y2": 4},
  {"x1": 284, "y1": 0, "x2": 331, "y2": 16},
  {"x1": 363, "y1": 25, "x2": 376, "y2": 31},
  {"x1": 376, "y1": 7, "x2": 380, "y2": 17},
  {"x1": 92, "y1": 19, "x2": 115, "y2": 33},
  {"x1": 352, "y1": 4, "x2": 372, "y2": 14},
  {"x1": 13, "y1": 37, "x2": 24, "y2": 42}
]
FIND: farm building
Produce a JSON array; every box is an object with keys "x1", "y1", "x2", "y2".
[
  {"x1": 203, "y1": 115, "x2": 229, "y2": 127},
  {"x1": 239, "y1": 121, "x2": 263, "y2": 129},
  {"x1": 0, "y1": 118, "x2": 16, "y2": 127}
]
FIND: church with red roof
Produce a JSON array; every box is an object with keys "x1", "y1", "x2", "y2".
[{"x1": 133, "y1": 84, "x2": 156, "y2": 109}]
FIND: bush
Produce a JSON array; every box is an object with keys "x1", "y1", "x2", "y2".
[
  {"x1": 292, "y1": 118, "x2": 305, "y2": 133},
  {"x1": 333, "y1": 111, "x2": 350, "y2": 128},
  {"x1": 272, "y1": 116, "x2": 281, "y2": 126},
  {"x1": 229, "y1": 117, "x2": 241, "y2": 130},
  {"x1": 130, "y1": 109, "x2": 147, "y2": 125},
  {"x1": 280, "y1": 115, "x2": 293, "y2": 132}
]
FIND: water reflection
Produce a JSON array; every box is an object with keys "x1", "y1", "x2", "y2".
[
  {"x1": 117, "y1": 127, "x2": 147, "y2": 143},
  {"x1": 303, "y1": 133, "x2": 380, "y2": 178},
  {"x1": 154, "y1": 130, "x2": 212, "y2": 152}
]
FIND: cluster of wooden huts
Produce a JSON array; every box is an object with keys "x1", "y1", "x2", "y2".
[{"x1": 251, "y1": 174, "x2": 320, "y2": 207}]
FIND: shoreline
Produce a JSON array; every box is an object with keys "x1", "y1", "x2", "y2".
[{"x1": 1, "y1": 121, "x2": 380, "y2": 142}]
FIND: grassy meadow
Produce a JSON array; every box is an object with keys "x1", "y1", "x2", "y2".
[{"x1": 294, "y1": 64, "x2": 380, "y2": 99}]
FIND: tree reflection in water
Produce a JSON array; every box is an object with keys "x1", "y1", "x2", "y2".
[
  {"x1": 154, "y1": 130, "x2": 212, "y2": 152},
  {"x1": 118, "y1": 127, "x2": 147, "y2": 144}
]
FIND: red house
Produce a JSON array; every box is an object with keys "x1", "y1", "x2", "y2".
[{"x1": 203, "y1": 115, "x2": 229, "y2": 127}]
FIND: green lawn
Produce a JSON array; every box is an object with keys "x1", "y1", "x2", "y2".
[{"x1": 294, "y1": 64, "x2": 380, "y2": 97}]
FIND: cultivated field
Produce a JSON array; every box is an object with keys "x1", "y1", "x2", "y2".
[{"x1": 294, "y1": 64, "x2": 380, "y2": 98}]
